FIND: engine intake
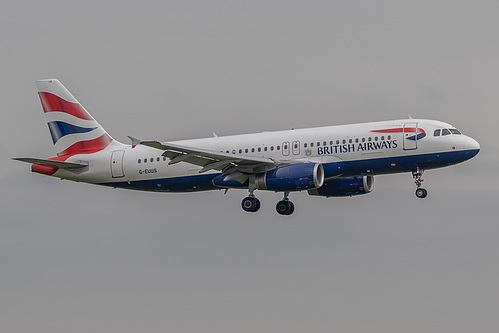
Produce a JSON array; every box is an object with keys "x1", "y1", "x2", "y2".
[
  {"x1": 255, "y1": 163, "x2": 324, "y2": 192},
  {"x1": 308, "y1": 176, "x2": 374, "y2": 197}
]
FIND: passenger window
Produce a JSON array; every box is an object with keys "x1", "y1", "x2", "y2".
[
  {"x1": 342, "y1": 139, "x2": 346, "y2": 144},
  {"x1": 150, "y1": 158, "x2": 153, "y2": 163},
  {"x1": 304, "y1": 143, "x2": 308, "y2": 148},
  {"x1": 329, "y1": 141, "x2": 333, "y2": 145},
  {"x1": 157, "y1": 157, "x2": 160, "y2": 162},
  {"x1": 323, "y1": 141, "x2": 327, "y2": 146},
  {"x1": 336, "y1": 140, "x2": 340, "y2": 144},
  {"x1": 258, "y1": 147, "x2": 261, "y2": 152},
  {"x1": 270, "y1": 146, "x2": 274, "y2": 151},
  {"x1": 232, "y1": 150, "x2": 236, "y2": 154},
  {"x1": 163, "y1": 157, "x2": 167, "y2": 161},
  {"x1": 277, "y1": 146, "x2": 280, "y2": 150},
  {"x1": 368, "y1": 137, "x2": 372, "y2": 142},
  {"x1": 264, "y1": 147, "x2": 268, "y2": 151},
  {"x1": 387, "y1": 135, "x2": 391, "y2": 140},
  {"x1": 355, "y1": 138, "x2": 359, "y2": 143},
  {"x1": 311, "y1": 142, "x2": 314, "y2": 147},
  {"x1": 251, "y1": 148, "x2": 255, "y2": 152},
  {"x1": 434, "y1": 129, "x2": 441, "y2": 136},
  {"x1": 317, "y1": 142, "x2": 320, "y2": 147},
  {"x1": 144, "y1": 158, "x2": 147, "y2": 163},
  {"x1": 381, "y1": 136, "x2": 384, "y2": 140},
  {"x1": 442, "y1": 129, "x2": 450, "y2": 136},
  {"x1": 362, "y1": 138, "x2": 365, "y2": 142},
  {"x1": 245, "y1": 149, "x2": 248, "y2": 153},
  {"x1": 349, "y1": 139, "x2": 352, "y2": 143},
  {"x1": 138, "y1": 159, "x2": 141, "y2": 164},
  {"x1": 374, "y1": 137, "x2": 378, "y2": 141}
]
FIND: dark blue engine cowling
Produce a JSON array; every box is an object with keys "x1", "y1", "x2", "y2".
[
  {"x1": 255, "y1": 163, "x2": 324, "y2": 192},
  {"x1": 308, "y1": 176, "x2": 374, "y2": 197}
]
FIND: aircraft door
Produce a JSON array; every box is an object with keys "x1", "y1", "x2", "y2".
[
  {"x1": 111, "y1": 150, "x2": 125, "y2": 178},
  {"x1": 292, "y1": 141, "x2": 300, "y2": 155},
  {"x1": 403, "y1": 122, "x2": 418, "y2": 150},
  {"x1": 282, "y1": 142, "x2": 290, "y2": 156}
]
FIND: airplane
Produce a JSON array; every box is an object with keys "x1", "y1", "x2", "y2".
[{"x1": 14, "y1": 79, "x2": 480, "y2": 215}]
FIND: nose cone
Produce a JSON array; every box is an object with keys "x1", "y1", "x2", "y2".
[
  {"x1": 464, "y1": 137, "x2": 480, "y2": 158},
  {"x1": 465, "y1": 137, "x2": 480, "y2": 150}
]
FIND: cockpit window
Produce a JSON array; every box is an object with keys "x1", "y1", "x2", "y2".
[
  {"x1": 434, "y1": 129, "x2": 441, "y2": 136},
  {"x1": 450, "y1": 128, "x2": 461, "y2": 135},
  {"x1": 441, "y1": 128, "x2": 451, "y2": 136}
]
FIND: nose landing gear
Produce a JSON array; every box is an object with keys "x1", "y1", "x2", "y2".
[{"x1": 412, "y1": 167, "x2": 428, "y2": 198}]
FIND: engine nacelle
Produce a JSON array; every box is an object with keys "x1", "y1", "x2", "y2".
[
  {"x1": 255, "y1": 163, "x2": 324, "y2": 192},
  {"x1": 308, "y1": 176, "x2": 374, "y2": 197}
]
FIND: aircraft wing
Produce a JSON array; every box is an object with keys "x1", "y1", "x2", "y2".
[{"x1": 129, "y1": 137, "x2": 276, "y2": 179}]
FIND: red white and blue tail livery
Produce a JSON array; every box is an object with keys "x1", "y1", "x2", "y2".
[{"x1": 14, "y1": 79, "x2": 480, "y2": 215}]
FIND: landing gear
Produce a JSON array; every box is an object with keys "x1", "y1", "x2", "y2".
[
  {"x1": 412, "y1": 167, "x2": 428, "y2": 199},
  {"x1": 241, "y1": 196, "x2": 261, "y2": 212},
  {"x1": 242, "y1": 175, "x2": 261, "y2": 212},
  {"x1": 276, "y1": 200, "x2": 294, "y2": 215},
  {"x1": 276, "y1": 192, "x2": 295, "y2": 216},
  {"x1": 415, "y1": 188, "x2": 428, "y2": 198}
]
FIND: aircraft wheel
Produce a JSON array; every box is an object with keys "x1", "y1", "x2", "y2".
[
  {"x1": 415, "y1": 188, "x2": 428, "y2": 199},
  {"x1": 276, "y1": 200, "x2": 295, "y2": 215},
  {"x1": 242, "y1": 196, "x2": 261, "y2": 212}
]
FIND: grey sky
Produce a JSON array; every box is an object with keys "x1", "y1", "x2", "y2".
[{"x1": 1, "y1": 1, "x2": 498, "y2": 332}]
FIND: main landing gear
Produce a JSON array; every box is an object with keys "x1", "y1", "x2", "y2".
[
  {"x1": 242, "y1": 176, "x2": 261, "y2": 212},
  {"x1": 241, "y1": 195, "x2": 261, "y2": 212},
  {"x1": 241, "y1": 195, "x2": 296, "y2": 215},
  {"x1": 276, "y1": 192, "x2": 294, "y2": 216},
  {"x1": 412, "y1": 167, "x2": 428, "y2": 199},
  {"x1": 241, "y1": 186, "x2": 295, "y2": 215}
]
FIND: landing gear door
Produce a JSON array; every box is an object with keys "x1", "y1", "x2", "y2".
[
  {"x1": 403, "y1": 122, "x2": 418, "y2": 150},
  {"x1": 111, "y1": 150, "x2": 125, "y2": 178}
]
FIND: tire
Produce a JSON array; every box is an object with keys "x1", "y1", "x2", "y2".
[
  {"x1": 415, "y1": 188, "x2": 428, "y2": 199},
  {"x1": 287, "y1": 201, "x2": 295, "y2": 215},
  {"x1": 254, "y1": 198, "x2": 261, "y2": 212},
  {"x1": 276, "y1": 200, "x2": 294, "y2": 215},
  {"x1": 242, "y1": 197, "x2": 260, "y2": 212}
]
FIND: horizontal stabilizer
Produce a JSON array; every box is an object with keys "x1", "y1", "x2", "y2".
[{"x1": 13, "y1": 158, "x2": 88, "y2": 169}]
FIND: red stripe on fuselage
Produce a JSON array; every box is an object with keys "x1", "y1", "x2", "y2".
[
  {"x1": 38, "y1": 92, "x2": 93, "y2": 120},
  {"x1": 372, "y1": 128, "x2": 425, "y2": 134},
  {"x1": 57, "y1": 133, "x2": 113, "y2": 157},
  {"x1": 32, "y1": 134, "x2": 113, "y2": 175}
]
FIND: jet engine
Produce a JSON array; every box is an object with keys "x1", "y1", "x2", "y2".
[
  {"x1": 255, "y1": 163, "x2": 324, "y2": 192},
  {"x1": 307, "y1": 176, "x2": 374, "y2": 197}
]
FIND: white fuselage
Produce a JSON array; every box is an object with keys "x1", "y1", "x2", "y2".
[{"x1": 52, "y1": 119, "x2": 480, "y2": 192}]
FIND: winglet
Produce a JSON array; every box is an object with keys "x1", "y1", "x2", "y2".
[{"x1": 128, "y1": 136, "x2": 142, "y2": 148}]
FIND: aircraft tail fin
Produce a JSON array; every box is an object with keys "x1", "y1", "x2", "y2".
[{"x1": 36, "y1": 79, "x2": 120, "y2": 157}]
